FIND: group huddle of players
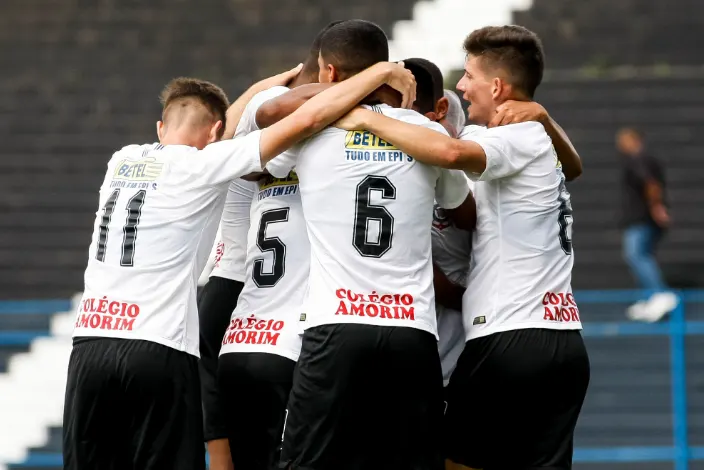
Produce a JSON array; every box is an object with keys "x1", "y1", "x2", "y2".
[{"x1": 63, "y1": 17, "x2": 590, "y2": 470}]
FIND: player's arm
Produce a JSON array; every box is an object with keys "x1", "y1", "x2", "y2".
[
  {"x1": 207, "y1": 439, "x2": 234, "y2": 470},
  {"x1": 222, "y1": 64, "x2": 303, "y2": 140},
  {"x1": 336, "y1": 108, "x2": 486, "y2": 172},
  {"x1": 256, "y1": 83, "x2": 334, "y2": 129},
  {"x1": 444, "y1": 191, "x2": 476, "y2": 233},
  {"x1": 433, "y1": 263, "x2": 464, "y2": 312},
  {"x1": 258, "y1": 62, "x2": 416, "y2": 163},
  {"x1": 488, "y1": 101, "x2": 583, "y2": 181}
]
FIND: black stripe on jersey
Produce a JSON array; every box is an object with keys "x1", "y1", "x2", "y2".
[{"x1": 372, "y1": 105, "x2": 383, "y2": 114}]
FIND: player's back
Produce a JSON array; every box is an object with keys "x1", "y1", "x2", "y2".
[
  {"x1": 273, "y1": 105, "x2": 468, "y2": 336},
  {"x1": 75, "y1": 135, "x2": 262, "y2": 356},
  {"x1": 460, "y1": 122, "x2": 580, "y2": 339}
]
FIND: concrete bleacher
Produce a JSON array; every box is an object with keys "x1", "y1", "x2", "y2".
[
  {"x1": 535, "y1": 74, "x2": 704, "y2": 289},
  {"x1": 0, "y1": 0, "x2": 420, "y2": 300}
]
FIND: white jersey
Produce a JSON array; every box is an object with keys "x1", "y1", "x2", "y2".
[
  {"x1": 208, "y1": 87, "x2": 288, "y2": 282},
  {"x1": 432, "y1": 203, "x2": 472, "y2": 385},
  {"x1": 73, "y1": 133, "x2": 263, "y2": 357},
  {"x1": 267, "y1": 104, "x2": 470, "y2": 337},
  {"x1": 220, "y1": 172, "x2": 306, "y2": 360},
  {"x1": 209, "y1": 180, "x2": 256, "y2": 282},
  {"x1": 220, "y1": 85, "x2": 305, "y2": 361},
  {"x1": 460, "y1": 122, "x2": 581, "y2": 341}
]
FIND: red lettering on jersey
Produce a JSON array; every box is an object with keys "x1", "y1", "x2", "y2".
[
  {"x1": 334, "y1": 288, "x2": 417, "y2": 322},
  {"x1": 366, "y1": 304, "x2": 379, "y2": 317},
  {"x1": 400, "y1": 306, "x2": 415, "y2": 320},
  {"x1": 214, "y1": 241, "x2": 224, "y2": 268},
  {"x1": 75, "y1": 303, "x2": 139, "y2": 331},
  {"x1": 543, "y1": 307, "x2": 555, "y2": 321},
  {"x1": 542, "y1": 305, "x2": 580, "y2": 323},
  {"x1": 262, "y1": 331, "x2": 279, "y2": 345},
  {"x1": 350, "y1": 303, "x2": 365, "y2": 316},
  {"x1": 336, "y1": 301, "x2": 349, "y2": 315}
]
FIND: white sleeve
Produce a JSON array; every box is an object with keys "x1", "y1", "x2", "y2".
[
  {"x1": 234, "y1": 86, "x2": 290, "y2": 138},
  {"x1": 265, "y1": 143, "x2": 302, "y2": 178},
  {"x1": 460, "y1": 122, "x2": 544, "y2": 181},
  {"x1": 435, "y1": 169, "x2": 471, "y2": 209},
  {"x1": 187, "y1": 131, "x2": 263, "y2": 186}
]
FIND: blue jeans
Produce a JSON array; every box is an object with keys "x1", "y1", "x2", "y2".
[{"x1": 623, "y1": 224, "x2": 666, "y2": 291}]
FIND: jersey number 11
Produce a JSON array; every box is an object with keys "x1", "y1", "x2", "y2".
[{"x1": 95, "y1": 189, "x2": 146, "y2": 267}]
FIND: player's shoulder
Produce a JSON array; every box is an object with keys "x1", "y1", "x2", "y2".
[
  {"x1": 487, "y1": 122, "x2": 550, "y2": 146},
  {"x1": 458, "y1": 125, "x2": 488, "y2": 140},
  {"x1": 228, "y1": 178, "x2": 257, "y2": 197},
  {"x1": 114, "y1": 142, "x2": 156, "y2": 156},
  {"x1": 462, "y1": 122, "x2": 552, "y2": 155},
  {"x1": 251, "y1": 85, "x2": 290, "y2": 102}
]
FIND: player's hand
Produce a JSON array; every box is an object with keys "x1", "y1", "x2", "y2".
[
  {"x1": 383, "y1": 61, "x2": 416, "y2": 109},
  {"x1": 254, "y1": 63, "x2": 303, "y2": 92},
  {"x1": 334, "y1": 107, "x2": 372, "y2": 131},
  {"x1": 651, "y1": 203, "x2": 671, "y2": 228},
  {"x1": 488, "y1": 100, "x2": 548, "y2": 128}
]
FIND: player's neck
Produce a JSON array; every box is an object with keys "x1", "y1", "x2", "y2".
[
  {"x1": 160, "y1": 130, "x2": 205, "y2": 149},
  {"x1": 361, "y1": 86, "x2": 402, "y2": 108}
]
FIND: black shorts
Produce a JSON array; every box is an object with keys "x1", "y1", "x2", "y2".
[
  {"x1": 218, "y1": 352, "x2": 295, "y2": 470},
  {"x1": 197, "y1": 276, "x2": 244, "y2": 441},
  {"x1": 63, "y1": 337, "x2": 204, "y2": 470},
  {"x1": 280, "y1": 323, "x2": 444, "y2": 470},
  {"x1": 444, "y1": 328, "x2": 590, "y2": 470}
]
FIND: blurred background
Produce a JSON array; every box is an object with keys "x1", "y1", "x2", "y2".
[{"x1": 1, "y1": 0, "x2": 703, "y2": 469}]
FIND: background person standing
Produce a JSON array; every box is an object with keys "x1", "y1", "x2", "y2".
[{"x1": 617, "y1": 127, "x2": 678, "y2": 322}]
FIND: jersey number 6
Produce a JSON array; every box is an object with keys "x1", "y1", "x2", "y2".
[{"x1": 353, "y1": 175, "x2": 396, "y2": 258}]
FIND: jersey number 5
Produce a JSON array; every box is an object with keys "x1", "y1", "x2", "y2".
[
  {"x1": 353, "y1": 176, "x2": 396, "y2": 258},
  {"x1": 96, "y1": 189, "x2": 146, "y2": 266},
  {"x1": 253, "y1": 208, "x2": 289, "y2": 288}
]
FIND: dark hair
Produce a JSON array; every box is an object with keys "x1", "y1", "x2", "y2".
[
  {"x1": 463, "y1": 25, "x2": 544, "y2": 98},
  {"x1": 301, "y1": 20, "x2": 345, "y2": 78},
  {"x1": 319, "y1": 19, "x2": 389, "y2": 80},
  {"x1": 159, "y1": 77, "x2": 229, "y2": 136},
  {"x1": 403, "y1": 58, "x2": 444, "y2": 114}
]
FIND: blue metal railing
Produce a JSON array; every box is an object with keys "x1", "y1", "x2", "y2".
[{"x1": 1, "y1": 291, "x2": 704, "y2": 469}]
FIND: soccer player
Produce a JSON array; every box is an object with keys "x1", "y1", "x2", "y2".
[
  {"x1": 63, "y1": 60, "x2": 416, "y2": 470},
  {"x1": 335, "y1": 25, "x2": 590, "y2": 470},
  {"x1": 210, "y1": 23, "x2": 342, "y2": 470},
  {"x1": 198, "y1": 23, "x2": 340, "y2": 470},
  {"x1": 257, "y1": 20, "x2": 472, "y2": 470}
]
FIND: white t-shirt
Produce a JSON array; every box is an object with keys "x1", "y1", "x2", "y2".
[
  {"x1": 207, "y1": 86, "x2": 290, "y2": 282},
  {"x1": 432, "y1": 202, "x2": 472, "y2": 386},
  {"x1": 267, "y1": 104, "x2": 470, "y2": 337},
  {"x1": 220, "y1": 85, "x2": 305, "y2": 361},
  {"x1": 73, "y1": 133, "x2": 263, "y2": 357},
  {"x1": 460, "y1": 122, "x2": 581, "y2": 341},
  {"x1": 208, "y1": 181, "x2": 257, "y2": 282},
  {"x1": 220, "y1": 172, "x2": 307, "y2": 361}
]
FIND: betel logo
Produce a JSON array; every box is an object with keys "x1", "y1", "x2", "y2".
[
  {"x1": 113, "y1": 158, "x2": 163, "y2": 182},
  {"x1": 344, "y1": 131, "x2": 398, "y2": 150}
]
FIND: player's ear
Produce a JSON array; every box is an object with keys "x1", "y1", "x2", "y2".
[
  {"x1": 435, "y1": 97, "x2": 449, "y2": 121},
  {"x1": 328, "y1": 64, "x2": 339, "y2": 83},
  {"x1": 156, "y1": 121, "x2": 165, "y2": 142},
  {"x1": 208, "y1": 120, "x2": 224, "y2": 143},
  {"x1": 491, "y1": 77, "x2": 505, "y2": 101}
]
